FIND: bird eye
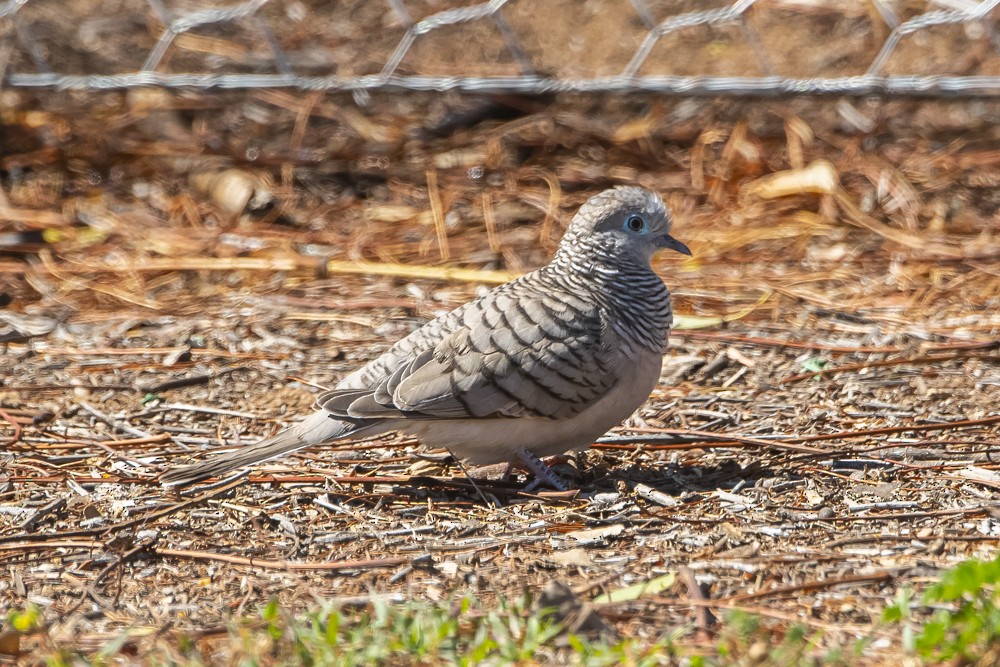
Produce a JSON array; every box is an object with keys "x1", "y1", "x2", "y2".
[{"x1": 625, "y1": 215, "x2": 646, "y2": 233}]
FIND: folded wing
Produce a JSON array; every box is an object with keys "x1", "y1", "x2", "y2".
[{"x1": 316, "y1": 284, "x2": 617, "y2": 422}]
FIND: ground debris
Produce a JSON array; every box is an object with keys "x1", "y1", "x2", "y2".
[{"x1": 0, "y1": 94, "x2": 998, "y2": 662}]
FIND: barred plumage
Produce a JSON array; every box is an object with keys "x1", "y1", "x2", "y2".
[{"x1": 159, "y1": 185, "x2": 691, "y2": 490}]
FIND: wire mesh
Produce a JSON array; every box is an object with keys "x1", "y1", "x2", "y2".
[{"x1": 2, "y1": 0, "x2": 1000, "y2": 96}]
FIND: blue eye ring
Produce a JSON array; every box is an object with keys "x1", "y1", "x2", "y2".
[{"x1": 625, "y1": 215, "x2": 646, "y2": 233}]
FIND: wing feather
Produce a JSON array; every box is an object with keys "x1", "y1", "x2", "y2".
[
  {"x1": 316, "y1": 271, "x2": 620, "y2": 424},
  {"x1": 346, "y1": 288, "x2": 616, "y2": 421}
]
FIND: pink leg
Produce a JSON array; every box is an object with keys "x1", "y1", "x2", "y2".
[{"x1": 516, "y1": 448, "x2": 570, "y2": 491}]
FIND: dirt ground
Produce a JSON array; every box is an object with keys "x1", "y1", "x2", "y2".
[
  {"x1": 1, "y1": 86, "x2": 999, "y2": 662},
  {"x1": 1, "y1": 3, "x2": 1000, "y2": 660}
]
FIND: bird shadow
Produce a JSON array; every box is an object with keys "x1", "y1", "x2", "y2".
[{"x1": 580, "y1": 454, "x2": 797, "y2": 497}]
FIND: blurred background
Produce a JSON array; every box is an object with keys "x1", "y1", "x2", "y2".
[{"x1": 1, "y1": 0, "x2": 998, "y2": 339}]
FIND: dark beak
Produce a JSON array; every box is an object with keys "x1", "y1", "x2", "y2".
[{"x1": 656, "y1": 233, "x2": 692, "y2": 256}]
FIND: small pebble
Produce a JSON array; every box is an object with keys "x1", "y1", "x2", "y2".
[{"x1": 817, "y1": 507, "x2": 835, "y2": 520}]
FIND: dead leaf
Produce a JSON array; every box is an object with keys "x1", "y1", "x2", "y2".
[
  {"x1": 567, "y1": 524, "x2": 625, "y2": 542},
  {"x1": 593, "y1": 572, "x2": 677, "y2": 605}
]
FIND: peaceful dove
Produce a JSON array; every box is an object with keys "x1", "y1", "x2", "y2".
[{"x1": 159, "y1": 186, "x2": 691, "y2": 490}]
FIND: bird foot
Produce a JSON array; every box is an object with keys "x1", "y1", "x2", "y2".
[{"x1": 516, "y1": 449, "x2": 570, "y2": 492}]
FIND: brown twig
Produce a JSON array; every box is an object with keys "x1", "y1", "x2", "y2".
[
  {"x1": 7, "y1": 255, "x2": 516, "y2": 284},
  {"x1": 59, "y1": 534, "x2": 159, "y2": 620},
  {"x1": 679, "y1": 566, "x2": 713, "y2": 637},
  {"x1": 136, "y1": 366, "x2": 249, "y2": 394},
  {"x1": 10, "y1": 346, "x2": 279, "y2": 360},
  {"x1": 599, "y1": 428, "x2": 828, "y2": 454},
  {"x1": 0, "y1": 539, "x2": 103, "y2": 553},
  {"x1": 718, "y1": 570, "x2": 897, "y2": 604},
  {"x1": 154, "y1": 547, "x2": 409, "y2": 572},
  {"x1": 20, "y1": 434, "x2": 173, "y2": 451},
  {"x1": 0, "y1": 408, "x2": 24, "y2": 447},
  {"x1": 672, "y1": 330, "x2": 999, "y2": 354},
  {"x1": 787, "y1": 415, "x2": 1000, "y2": 449},
  {"x1": 779, "y1": 350, "x2": 998, "y2": 384}
]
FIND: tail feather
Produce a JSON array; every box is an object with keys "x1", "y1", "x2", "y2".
[{"x1": 159, "y1": 411, "x2": 367, "y2": 488}]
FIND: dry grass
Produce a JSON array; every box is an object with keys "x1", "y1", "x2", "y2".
[{"x1": 1, "y1": 89, "x2": 999, "y2": 664}]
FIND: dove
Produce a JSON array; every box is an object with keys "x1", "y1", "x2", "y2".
[{"x1": 160, "y1": 186, "x2": 690, "y2": 490}]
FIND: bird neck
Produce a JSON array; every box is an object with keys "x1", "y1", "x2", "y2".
[
  {"x1": 549, "y1": 237, "x2": 673, "y2": 355},
  {"x1": 552, "y1": 235, "x2": 653, "y2": 281}
]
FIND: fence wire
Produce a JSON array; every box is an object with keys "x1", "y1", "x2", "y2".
[{"x1": 2, "y1": 0, "x2": 1000, "y2": 96}]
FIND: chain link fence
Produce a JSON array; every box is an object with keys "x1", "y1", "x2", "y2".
[{"x1": 2, "y1": 0, "x2": 1000, "y2": 96}]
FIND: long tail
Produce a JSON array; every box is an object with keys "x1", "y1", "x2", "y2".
[{"x1": 159, "y1": 410, "x2": 370, "y2": 488}]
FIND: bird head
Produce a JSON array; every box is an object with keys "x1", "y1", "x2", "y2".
[{"x1": 558, "y1": 186, "x2": 691, "y2": 266}]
